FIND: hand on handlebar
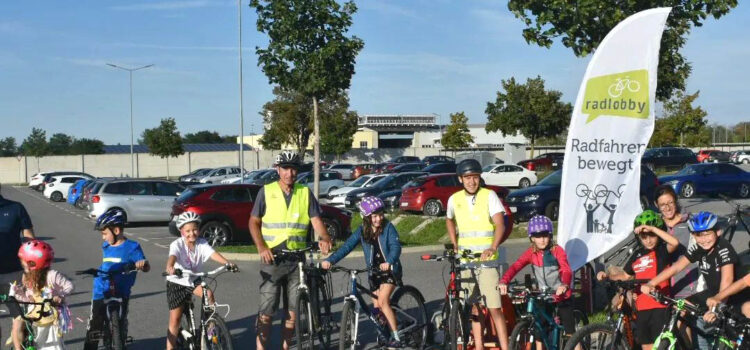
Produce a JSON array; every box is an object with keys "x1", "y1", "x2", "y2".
[
  {"x1": 481, "y1": 248, "x2": 496, "y2": 261},
  {"x1": 379, "y1": 262, "x2": 391, "y2": 271},
  {"x1": 596, "y1": 271, "x2": 608, "y2": 281},
  {"x1": 259, "y1": 246, "x2": 274, "y2": 264},
  {"x1": 165, "y1": 265, "x2": 176, "y2": 276},
  {"x1": 320, "y1": 261, "x2": 332, "y2": 270},
  {"x1": 498, "y1": 283, "x2": 508, "y2": 295},
  {"x1": 135, "y1": 259, "x2": 150, "y2": 273},
  {"x1": 225, "y1": 263, "x2": 239, "y2": 272},
  {"x1": 555, "y1": 285, "x2": 568, "y2": 296},
  {"x1": 640, "y1": 284, "x2": 654, "y2": 295}
]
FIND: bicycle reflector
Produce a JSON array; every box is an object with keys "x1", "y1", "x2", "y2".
[{"x1": 421, "y1": 255, "x2": 435, "y2": 260}]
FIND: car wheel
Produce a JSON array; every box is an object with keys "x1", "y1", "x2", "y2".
[
  {"x1": 423, "y1": 199, "x2": 443, "y2": 217},
  {"x1": 201, "y1": 221, "x2": 232, "y2": 247},
  {"x1": 738, "y1": 183, "x2": 750, "y2": 199},
  {"x1": 743, "y1": 159, "x2": 749, "y2": 164},
  {"x1": 519, "y1": 178, "x2": 531, "y2": 188},
  {"x1": 545, "y1": 201, "x2": 559, "y2": 221},
  {"x1": 640, "y1": 195, "x2": 650, "y2": 210},
  {"x1": 322, "y1": 217, "x2": 341, "y2": 241},
  {"x1": 50, "y1": 191, "x2": 63, "y2": 202},
  {"x1": 680, "y1": 182, "x2": 695, "y2": 198}
]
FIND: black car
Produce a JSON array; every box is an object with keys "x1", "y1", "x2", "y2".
[
  {"x1": 705, "y1": 151, "x2": 732, "y2": 163},
  {"x1": 388, "y1": 156, "x2": 421, "y2": 164},
  {"x1": 422, "y1": 155, "x2": 455, "y2": 166},
  {"x1": 344, "y1": 172, "x2": 426, "y2": 209},
  {"x1": 506, "y1": 168, "x2": 659, "y2": 222},
  {"x1": 641, "y1": 147, "x2": 697, "y2": 170},
  {"x1": 423, "y1": 162, "x2": 457, "y2": 174},
  {"x1": 390, "y1": 163, "x2": 425, "y2": 173}
]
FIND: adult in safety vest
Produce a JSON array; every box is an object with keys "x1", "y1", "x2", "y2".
[
  {"x1": 446, "y1": 159, "x2": 508, "y2": 350},
  {"x1": 249, "y1": 151, "x2": 332, "y2": 350}
]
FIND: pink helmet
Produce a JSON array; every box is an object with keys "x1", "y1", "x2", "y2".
[{"x1": 18, "y1": 240, "x2": 55, "y2": 271}]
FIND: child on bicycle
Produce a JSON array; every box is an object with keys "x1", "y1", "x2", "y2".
[
  {"x1": 704, "y1": 272, "x2": 750, "y2": 320},
  {"x1": 8, "y1": 240, "x2": 73, "y2": 350},
  {"x1": 596, "y1": 210, "x2": 680, "y2": 350},
  {"x1": 642, "y1": 211, "x2": 741, "y2": 350},
  {"x1": 321, "y1": 196, "x2": 404, "y2": 348},
  {"x1": 84, "y1": 208, "x2": 150, "y2": 350},
  {"x1": 165, "y1": 211, "x2": 237, "y2": 350},
  {"x1": 498, "y1": 215, "x2": 576, "y2": 338}
]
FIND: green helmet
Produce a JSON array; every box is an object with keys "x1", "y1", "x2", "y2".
[{"x1": 634, "y1": 209, "x2": 665, "y2": 230}]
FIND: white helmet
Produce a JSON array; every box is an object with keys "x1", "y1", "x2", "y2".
[
  {"x1": 274, "y1": 151, "x2": 301, "y2": 168},
  {"x1": 176, "y1": 211, "x2": 201, "y2": 229}
]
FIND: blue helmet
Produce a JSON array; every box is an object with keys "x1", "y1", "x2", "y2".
[
  {"x1": 95, "y1": 208, "x2": 126, "y2": 230},
  {"x1": 687, "y1": 211, "x2": 718, "y2": 232}
]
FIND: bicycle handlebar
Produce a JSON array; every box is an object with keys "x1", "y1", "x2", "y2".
[
  {"x1": 0, "y1": 295, "x2": 60, "y2": 323},
  {"x1": 604, "y1": 279, "x2": 651, "y2": 290},
  {"x1": 161, "y1": 264, "x2": 239, "y2": 278},
  {"x1": 329, "y1": 265, "x2": 390, "y2": 274},
  {"x1": 76, "y1": 263, "x2": 138, "y2": 277},
  {"x1": 650, "y1": 291, "x2": 705, "y2": 315}
]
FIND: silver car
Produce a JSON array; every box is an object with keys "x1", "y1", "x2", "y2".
[
  {"x1": 89, "y1": 179, "x2": 185, "y2": 223},
  {"x1": 296, "y1": 171, "x2": 345, "y2": 197},
  {"x1": 199, "y1": 167, "x2": 242, "y2": 184}
]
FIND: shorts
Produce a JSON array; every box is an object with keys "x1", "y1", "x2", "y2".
[
  {"x1": 461, "y1": 268, "x2": 502, "y2": 309},
  {"x1": 369, "y1": 271, "x2": 401, "y2": 292},
  {"x1": 166, "y1": 281, "x2": 195, "y2": 310},
  {"x1": 258, "y1": 261, "x2": 300, "y2": 316},
  {"x1": 634, "y1": 307, "x2": 669, "y2": 343}
]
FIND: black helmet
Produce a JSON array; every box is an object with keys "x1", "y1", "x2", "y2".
[
  {"x1": 456, "y1": 159, "x2": 482, "y2": 176},
  {"x1": 274, "y1": 151, "x2": 301, "y2": 168}
]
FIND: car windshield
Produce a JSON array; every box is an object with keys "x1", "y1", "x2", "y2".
[
  {"x1": 194, "y1": 169, "x2": 210, "y2": 176},
  {"x1": 372, "y1": 176, "x2": 394, "y2": 188},
  {"x1": 677, "y1": 166, "x2": 698, "y2": 176},
  {"x1": 349, "y1": 175, "x2": 372, "y2": 187},
  {"x1": 176, "y1": 187, "x2": 207, "y2": 202},
  {"x1": 482, "y1": 165, "x2": 495, "y2": 172},
  {"x1": 260, "y1": 171, "x2": 278, "y2": 180},
  {"x1": 406, "y1": 177, "x2": 427, "y2": 188},
  {"x1": 537, "y1": 171, "x2": 562, "y2": 186}
]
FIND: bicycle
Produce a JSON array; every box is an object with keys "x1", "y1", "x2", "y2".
[
  {"x1": 272, "y1": 244, "x2": 334, "y2": 350},
  {"x1": 717, "y1": 194, "x2": 750, "y2": 248},
  {"x1": 650, "y1": 291, "x2": 706, "y2": 350},
  {"x1": 507, "y1": 283, "x2": 588, "y2": 350},
  {"x1": 77, "y1": 263, "x2": 140, "y2": 350},
  {"x1": 0, "y1": 294, "x2": 59, "y2": 350},
  {"x1": 161, "y1": 264, "x2": 238, "y2": 350},
  {"x1": 563, "y1": 279, "x2": 648, "y2": 350},
  {"x1": 706, "y1": 303, "x2": 750, "y2": 350},
  {"x1": 607, "y1": 77, "x2": 640, "y2": 98},
  {"x1": 331, "y1": 265, "x2": 428, "y2": 349}
]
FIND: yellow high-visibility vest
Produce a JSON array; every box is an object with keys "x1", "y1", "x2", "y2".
[
  {"x1": 261, "y1": 181, "x2": 310, "y2": 250},
  {"x1": 450, "y1": 187, "x2": 497, "y2": 261}
]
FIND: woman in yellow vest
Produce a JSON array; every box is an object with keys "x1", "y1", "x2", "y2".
[
  {"x1": 249, "y1": 151, "x2": 332, "y2": 350},
  {"x1": 446, "y1": 159, "x2": 508, "y2": 350}
]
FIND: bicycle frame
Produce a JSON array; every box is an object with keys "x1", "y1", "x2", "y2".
[
  {"x1": 652, "y1": 294, "x2": 702, "y2": 350},
  {"x1": 177, "y1": 266, "x2": 232, "y2": 348},
  {"x1": 0, "y1": 295, "x2": 57, "y2": 350},
  {"x1": 521, "y1": 292, "x2": 564, "y2": 350}
]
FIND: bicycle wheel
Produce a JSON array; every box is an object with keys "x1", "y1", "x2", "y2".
[
  {"x1": 295, "y1": 291, "x2": 314, "y2": 350},
  {"x1": 108, "y1": 308, "x2": 124, "y2": 350},
  {"x1": 564, "y1": 323, "x2": 628, "y2": 350},
  {"x1": 509, "y1": 319, "x2": 535, "y2": 350},
  {"x1": 202, "y1": 316, "x2": 234, "y2": 350},
  {"x1": 448, "y1": 300, "x2": 468, "y2": 350},
  {"x1": 339, "y1": 300, "x2": 357, "y2": 350},
  {"x1": 314, "y1": 278, "x2": 333, "y2": 348},
  {"x1": 392, "y1": 285, "x2": 428, "y2": 349}
]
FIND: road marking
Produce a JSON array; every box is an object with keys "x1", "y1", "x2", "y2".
[
  {"x1": 154, "y1": 243, "x2": 170, "y2": 249},
  {"x1": 137, "y1": 237, "x2": 150, "y2": 242}
]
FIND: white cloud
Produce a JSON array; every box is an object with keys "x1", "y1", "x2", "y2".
[{"x1": 110, "y1": 1, "x2": 231, "y2": 11}]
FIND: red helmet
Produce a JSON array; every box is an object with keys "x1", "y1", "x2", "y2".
[{"x1": 18, "y1": 240, "x2": 54, "y2": 270}]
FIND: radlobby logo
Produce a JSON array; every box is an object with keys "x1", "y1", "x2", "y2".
[{"x1": 581, "y1": 69, "x2": 649, "y2": 123}]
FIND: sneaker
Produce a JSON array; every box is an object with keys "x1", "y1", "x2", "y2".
[{"x1": 384, "y1": 338, "x2": 404, "y2": 349}]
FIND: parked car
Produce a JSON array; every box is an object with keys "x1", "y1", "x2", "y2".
[
  {"x1": 41, "y1": 171, "x2": 93, "y2": 190},
  {"x1": 731, "y1": 150, "x2": 750, "y2": 164},
  {"x1": 296, "y1": 171, "x2": 345, "y2": 196},
  {"x1": 422, "y1": 155, "x2": 455, "y2": 166},
  {"x1": 517, "y1": 152, "x2": 565, "y2": 171},
  {"x1": 388, "y1": 163, "x2": 425, "y2": 173},
  {"x1": 67, "y1": 179, "x2": 93, "y2": 206},
  {"x1": 79, "y1": 179, "x2": 108, "y2": 211},
  {"x1": 697, "y1": 149, "x2": 719, "y2": 163},
  {"x1": 704, "y1": 150, "x2": 731, "y2": 163},
  {"x1": 481, "y1": 164, "x2": 538, "y2": 188},
  {"x1": 179, "y1": 168, "x2": 213, "y2": 182},
  {"x1": 328, "y1": 174, "x2": 387, "y2": 207},
  {"x1": 168, "y1": 184, "x2": 353, "y2": 245},
  {"x1": 422, "y1": 162, "x2": 457, "y2": 174},
  {"x1": 327, "y1": 164, "x2": 356, "y2": 180},
  {"x1": 248, "y1": 170, "x2": 280, "y2": 186},
  {"x1": 353, "y1": 163, "x2": 374, "y2": 179},
  {"x1": 388, "y1": 156, "x2": 421, "y2": 164},
  {"x1": 29, "y1": 172, "x2": 52, "y2": 191},
  {"x1": 44, "y1": 175, "x2": 92, "y2": 202},
  {"x1": 641, "y1": 147, "x2": 697, "y2": 170},
  {"x1": 198, "y1": 166, "x2": 242, "y2": 184},
  {"x1": 506, "y1": 168, "x2": 660, "y2": 222},
  {"x1": 88, "y1": 179, "x2": 185, "y2": 223},
  {"x1": 344, "y1": 172, "x2": 427, "y2": 210},
  {"x1": 221, "y1": 169, "x2": 272, "y2": 184},
  {"x1": 659, "y1": 163, "x2": 750, "y2": 199}
]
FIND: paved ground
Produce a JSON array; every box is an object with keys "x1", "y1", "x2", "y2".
[{"x1": 0, "y1": 184, "x2": 748, "y2": 349}]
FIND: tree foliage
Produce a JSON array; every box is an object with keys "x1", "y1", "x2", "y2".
[
  {"x1": 485, "y1": 76, "x2": 571, "y2": 157},
  {"x1": 142, "y1": 118, "x2": 184, "y2": 159},
  {"x1": 506, "y1": 0, "x2": 738, "y2": 101},
  {"x1": 70, "y1": 138, "x2": 105, "y2": 155},
  {"x1": 48, "y1": 133, "x2": 73, "y2": 155},
  {"x1": 0, "y1": 137, "x2": 18, "y2": 157},
  {"x1": 650, "y1": 91, "x2": 708, "y2": 147},
  {"x1": 182, "y1": 130, "x2": 236, "y2": 144},
  {"x1": 320, "y1": 95, "x2": 358, "y2": 157},
  {"x1": 20, "y1": 128, "x2": 49, "y2": 158},
  {"x1": 441, "y1": 112, "x2": 474, "y2": 149}
]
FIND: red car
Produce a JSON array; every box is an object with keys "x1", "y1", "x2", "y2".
[
  {"x1": 399, "y1": 174, "x2": 514, "y2": 241},
  {"x1": 169, "y1": 184, "x2": 353, "y2": 246},
  {"x1": 696, "y1": 149, "x2": 719, "y2": 163},
  {"x1": 517, "y1": 152, "x2": 565, "y2": 171}
]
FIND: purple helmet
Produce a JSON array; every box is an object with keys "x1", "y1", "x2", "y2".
[
  {"x1": 358, "y1": 196, "x2": 385, "y2": 217},
  {"x1": 528, "y1": 215, "x2": 553, "y2": 236}
]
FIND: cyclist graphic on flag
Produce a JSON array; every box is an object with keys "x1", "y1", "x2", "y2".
[{"x1": 575, "y1": 183, "x2": 626, "y2": 233}]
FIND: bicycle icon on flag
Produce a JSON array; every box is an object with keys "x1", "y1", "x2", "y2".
[{"x1": 607, "y1": 76, "x2": 641, "y2": 98}]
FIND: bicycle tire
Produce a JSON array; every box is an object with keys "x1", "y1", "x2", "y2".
[
  {"x1": 392, "y1": 285, "x2": 428, "y2": 349},
  {"x1": 295, "y1": 291, "x2": 314, "y2": 350},
  {"x1": 564, "y1": 323, "x2": 629, "y2": 350},
  {"x1": 202, "y1": 316, "x2": 234, "y2": 350},
  {"x1": 314, "y1": 278, "x2": 333, "y2": 348},
  {"x1": 180, "y1": 305, "x2": 197, "y2": 350},
  {"x1": 448, "y1": 300, "x2": 468, "y2": 350},
  {"x1": 339, "y1": 300, "x2": 357, "y2": 350},
  {"x1": 509, "y1": 319, "x2": 534, "y2": 350},
  {"x1": 108, "y1": 308, "x2": 124, "y2": 350}
]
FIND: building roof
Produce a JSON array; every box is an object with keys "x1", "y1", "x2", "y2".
[{"x1": 103, "y1": 143, "x2": 252, "y2": 154}]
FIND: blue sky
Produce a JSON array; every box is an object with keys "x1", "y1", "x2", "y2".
[{"x1": 0, "y1": 1, "x2": 747, "y2": 145}]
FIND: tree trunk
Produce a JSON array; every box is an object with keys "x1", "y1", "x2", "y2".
[
  {"x1": 166, "y1": 157, "x2": 170, "y2": 180},
  {"x1": 313, "y1": 96, "x2": 320, "y2": 200},
  {"x1": 529, "y1": 137, "x2": 536, "y2": 159}
]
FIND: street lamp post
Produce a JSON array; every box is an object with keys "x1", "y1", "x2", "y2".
[
  {"x1": 238, "y1": 0, "x2": 246, "y2": 181},
  {"x1": 107, "y1": 63, "x2": 154, "y2": 177}
]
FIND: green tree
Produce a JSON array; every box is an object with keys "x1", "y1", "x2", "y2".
[
  {"x1": 142, "y1": 118, "x2": 184, "y2": 179},
  {"x1": 732, "y1": 122, "x2": 750, "y2": 143},
  {"x1": 649, "y1": 91, "x2": 708, "y2": 147},
  {"x1": 485, "y1": 76, "x2": 572, "y2": 157},
  {"x1": 441, "y1": 112, "x2": 474, "y2": 149},
  {"x1": 48, "y1": 133, "x2": 73, "y2": 155},
  {"x1": 0, "y1": 137, "x2": 18, "y2": 157},
  {"x1": 222, "y1": 135, "x2": 239, "y2": 144},
  {"x1": 69, "y1": 138, "x2": 105, "y2": 155},
  {"x1": 182, "y1": 130, "x2": 237, "y2": 144},
  {"x1": 320, "y1": 99, "x2": 358, "y2": 158},
  {"x1": 251, "y1": 0, "x2": 364, "y2": 197},
  {"x1": 507, "y1": 0, "x2": 738, "y2": 102},
  {"x1": 259, "y1": 87, "x2": 314, "y2": 155},
  {"x1": 20, "y1": 128, "x2": 49, "y2": 170}
]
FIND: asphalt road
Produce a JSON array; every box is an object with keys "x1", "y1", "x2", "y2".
[{"x1": 1, "y1": 185, "x2": 749, "y2": 349}]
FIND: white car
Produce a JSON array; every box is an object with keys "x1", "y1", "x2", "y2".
[
  {"x1": 732, "y1": 150, "x2": 750, "y2": 164},
  {"x1": 481, "y1": 164, "x2": 538, "y2": 188},
  {"x1": 296, "y1": 171, "x2": 345, "y2": 197},
  {"x1": 220, "y1": 169, "x2": 272, "y2": 184},
  {"x1": 198, "y1": 166, "x2": 242, "y2": 184},
  {"x1": 44, "y1": 175, "x2": 92, "y2": 202},
  {"x1": 327, "y1": 174, "x2": 386, "y2": 207},
  {"x1": 29, "y1": 172, "x2": 51, "y2": 191}
]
